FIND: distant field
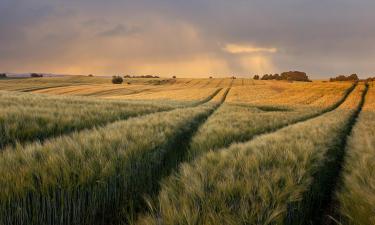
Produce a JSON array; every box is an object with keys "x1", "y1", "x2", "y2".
[{"x1": 0, "y1": 76, "x2": 373, "y2": 225}]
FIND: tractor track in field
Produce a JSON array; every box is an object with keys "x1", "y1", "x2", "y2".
[
  {"x1": 189, "y1": 79, "x2": 203, "y2": 88},
  {"x1": 280, "y1": 82, "x2": 368, "y2": 225},
  {"x1": 204, "y1": 82, "x2": 358, "y2": 158},
  {"x1": 0, "y1": 86, "x2": 229, "y2": 225},
  {"x1": 1, "y1": 86, "x2": 224, "y2": 151},
  {"x1": 200, "y1": 80, "x2": 212, "y2": 88},
  {"x1": 215, "y1": 79, "x2": 224, "y2": 87},
  {"x1": 19, "y1": 84, "x2": 87, "y2": 92},
  {"x1": 318, "y1": 83, "x2": 369, "y2": 225},
  {"x1": 81, "y1": 87, "x2": 138, "y2": 96},
  {"x1": 122, "y1": 86, "x2": 232, "y2": 224},
  {"x1": 191, "y1": 88, "x2": 223, "y2": 106},
  {"x1": 165, "y1": 82, "x2": 357, "y2": 225}
]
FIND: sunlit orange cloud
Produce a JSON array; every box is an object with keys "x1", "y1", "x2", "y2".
[
  {"x1": 7, "y1": 54, "x2": 278, "y2": 78},
  {"x1": 0, "y1": 14, "x2": 279, "y2": 77},
  {"x1": 36, "y1": 54, "x2": 277, "y2": 77},
  {"x1": 239, "y1": 55, "x2": 277, "y2": 74},
  {"x1": 47, "y1": 56, "x2": 231, "y2": 77},
  {"x1": 224, "y1": 44, "x2": 277, "y2": 54}
]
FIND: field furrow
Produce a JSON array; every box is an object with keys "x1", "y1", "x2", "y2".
[
  {"x1": 0, "y1": 76, "x2": 111, "y2": 92},
  {"x1": 1, "y1": 76, "x2": 370, "y2": 225},
  {"x1": 335, "y1": 83, "x2": 375, "y2": 225},
  {"x1": 186, "y1": 82, "x2": 356, "y2": 159},
  {"x1": 0, "y1": 103, "x2": 217, "y2": 225},
  {"x1": 0, "y1": 80, "x2": 227, "y2": 150},
  {"x1": 0, "y1": 92, "x2": 176, "y2": 149},
  {"x1": 0, "y1": 82, "x2": 231, "y2": 225},
  {"x1": 138, "y1": 83, "x2": 366, "y2": 225}
]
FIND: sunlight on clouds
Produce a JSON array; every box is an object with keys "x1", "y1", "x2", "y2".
[
  {"x1": 224, "y1": 44, "x2": 277, "y2": 54},
  {"x1": 124, "y1": 55, "x2": 230, "y2": 77},
  {"x1": 0, "y1": 9, "x2": 279, "y2": 77},
  {"x1": 239, "y1": 55, "x2": 277, "y2": 74}
]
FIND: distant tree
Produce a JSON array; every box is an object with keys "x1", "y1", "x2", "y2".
[
  {"x1": 274, "y1": 74, "x2": 282, "y2": 80},
  {"x1": 209, "y1": 76, "x2": 213, "y2": 79},
  {"x1": 172, "y1": 76, "x2": 176, "y2": 79},
  {"x1": 88, "y1": 74, "x2": 94, "y2": 77},
  {"x1": 124, "y1": 75, "x2": 132, "y2": 78},
  {"x1": 330, "y1": 74, "x2": 359, "y2": 82},
  {"x1": 30, "y1": 73, "x2": 43, "y2": 78},
  {"x1": 261, "y1": 74, "x2": 270, "y2": 80},
  {"x1": 112, "y1": 76, "x2": 123, "y2": 84},
  {"x1": 280, "y1": 71, "x2": 310, "y2": 82},
  {"x1": 348, "y1": 74, "x2": 359, "y2": 81},
  {"x1": 232, "y1": 76, "x2": 236, "y2": 79},
  {"x1": 0, "y1": 73, "x2": 7, "y2": 78},
  {"x1": 253, "y1": 75, "x2": 260, "y2": 80}
]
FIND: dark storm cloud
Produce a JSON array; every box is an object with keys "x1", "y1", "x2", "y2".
[{"x1": 1, "y1": 0, "x2": 375, "y2": 77}]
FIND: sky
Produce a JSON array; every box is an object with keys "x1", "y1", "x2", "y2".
[{"x1": 1, "y1": 0, "x2": 375, "y2": 78}]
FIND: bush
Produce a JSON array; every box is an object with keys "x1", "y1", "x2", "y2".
[
  {"x1": 348, "y1": 74, "x2": 359, "y2": 80},
  {"x1": 281, "y1": 71, "x2": 311, "y2": 82},
  {"x1": 261, "y1": 72, "x2": 310, "y2": 82},
  {"x1": 124, "y1": 75, "x2": 160, "y2": 78},
  {"x1": 253, "y1": 75, "x2": 260, "y2": 80},
  {"x1": 330, "y1": 74, "x2": 359, "y2": 82},
  {"x1": 0, "y1": 73, "x2": 7, "y2": 78},
  {"x1": 88, "y1": 74, "x2": 94, "y2": 77},
  {"x1": 30, "y1": 73, "x2": 43, "y2": 78},
  {"x1": 172, "y1": 76, "x2": 176, "y2": 79},
  {"x1": 112, "y1": 76, "x2": 123, "y2": 84},
  {"x1": 261, "y1": 74, "x2": 270, "y2": 80},
  {"x1": 274, "y1": 74, "x2": 282, "y2": 80}
]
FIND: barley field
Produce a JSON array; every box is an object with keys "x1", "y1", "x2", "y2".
[
  {"x1": 0, "y1": 76, "x2": 372, "y2": 225},
  {"x1": 336, "y1": 82, "x2": 375, "y2": 225}
]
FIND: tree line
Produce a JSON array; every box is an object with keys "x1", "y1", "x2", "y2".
[
  {"x1": 329, "y1": 74, "x2": 358, "y2": 82},
  {"x1": 253, "y1": 71, "x2": 311, "y2": 82}
]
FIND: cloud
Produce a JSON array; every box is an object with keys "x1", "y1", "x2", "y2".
[
  {"x1": 98, "y1": 24, "x2": 140, "y2": 37},
  {"x1": 1, "y1": 0, "x2": 375, "y2": 77},
  {"x1": 223, "y1": 44, "x2": 277, "y2": 54}
]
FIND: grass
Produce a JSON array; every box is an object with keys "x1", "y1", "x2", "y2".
[
  {"x1": 335, "y1": 83, "x2": 375, "y2": 225},
  {"x1": 186, "y1": 82, "x2": 356, "y2": 159},
  {"x1": 0, "y1": 101, "x2": 220, "y2": 225},
  {"x1": 0, "y1": 91, "x2": 179, "y2": 149},
  {"x1": 138, "y1": 83, "x2": 366, "y2": 225}
]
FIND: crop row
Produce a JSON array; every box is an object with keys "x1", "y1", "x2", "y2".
[
  {"x1": 138, "y1": 83, "x2": 366, "y2": 224},
  {"x1": 0, "y1": 86, "x2": 229, "y2": 225},
  {"x1": 336, "y1": 84, "x2": 375, "y2": 225},
  {"x1": 0, "y1": 87, "x2": 223, "y2": 150},
  {"x1": 187, "y1": 82, "x2": 356, "y2": 160},
  {"x1": 0, "y1": 100, "x2": 221, "y2": 225},
  {"x1": 0, "y1": 91, "x2": 179, "y2": 149}
]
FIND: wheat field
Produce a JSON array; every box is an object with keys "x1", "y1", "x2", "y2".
[
  {"x1": 0, "y1": 76, "x2": 372, "y2": 225},
  {"x1": 336, "y1": 82, "x2": 375, "y2": 225}
]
